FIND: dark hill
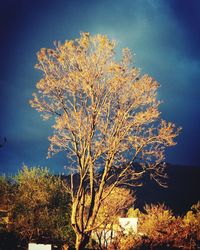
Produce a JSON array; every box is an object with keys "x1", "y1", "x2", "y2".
[
  {"x1": 61, "y1": 163, "x2": 200, "y2": 215},
  {"x1": 134, "y1": 163, "x2": 200, "y2": 215}
]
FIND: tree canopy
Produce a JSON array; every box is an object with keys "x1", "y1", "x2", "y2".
[
  {"x1": 30, "y1": 32, "x2": 180, "y2": 249},
  {"x1": 6, "y1": 166, "x2": 73, "y2": 247}
]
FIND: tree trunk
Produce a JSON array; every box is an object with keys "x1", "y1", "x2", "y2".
[{"x1": 75, "y1": 233, "x2": 90, "y2": 250}]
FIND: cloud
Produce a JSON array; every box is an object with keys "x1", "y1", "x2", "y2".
[{"x1": 1, "y1": 0, "x2": 200, "y2": 173}]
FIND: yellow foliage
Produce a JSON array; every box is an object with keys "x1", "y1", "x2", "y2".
[
  {"x1": 127, "y1": 208, "x2": 140, "y2": 218},
  {"x1": 30, "y1": 32, "x2": 181, "y2": 249}
]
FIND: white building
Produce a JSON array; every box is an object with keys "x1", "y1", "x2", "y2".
[
  {"x1": 28, "y1": 243, "x2": 52, "y2": 250},
  {"x1": 92, "y1": 217, "x2": 138, "y2": 247}
]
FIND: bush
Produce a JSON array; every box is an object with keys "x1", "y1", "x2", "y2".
[
  {"x1": 107, "y1": 203, "x2": 200, "y2": 250},
  {"x1": 139, "y1": 204, "x2": 175, "y2": 247},
  {"x1": 0, "y1": 166, "x2": 75, "y2": 249}
]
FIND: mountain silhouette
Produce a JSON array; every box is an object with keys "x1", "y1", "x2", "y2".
[
  {"x1": 134, "y1": 163, "x2": 200, "y2": 215},
  {"x1": 61, "y1": 163, "x2": 200, "y2": 215}
]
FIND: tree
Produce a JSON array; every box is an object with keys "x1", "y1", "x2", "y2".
[
  {"x1": 0, "y1": 175, "x2": 12, "y2": 231},
  {"x1": 181, "y1": 202, "x2": 200, "y2": 249},
  {"x1": 93, "y1": 187, "x2": 135, "y2": 227},
  {"x1": 91, "y1": 187, "x2": 135, "y2": 249},
  {"x1": 139, "y1": 204, "x2": 175, "y2": 246},
  {"x1": 9, "y1": 166, "x2": 74, "y2": 247},
  {"x1": 136, "y1": 203, "x2": 200, "y2": 250},
  {"x1": 30, "y1": 32, "x2": 180, "y2": 249}
]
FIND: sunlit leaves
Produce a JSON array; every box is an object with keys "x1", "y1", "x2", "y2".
[
  {"x1": 30, "y1": 33, "x2": 181, "y2": 246},
  {"x1": 31, "y1": 33, "x2": 180, "y2": 174}
]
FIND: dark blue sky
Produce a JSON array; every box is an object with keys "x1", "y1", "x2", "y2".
[{"x1": 0, "y1": 0, "x2": 200, "y2": 174}]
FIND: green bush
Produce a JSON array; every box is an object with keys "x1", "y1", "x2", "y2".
[{"x1": 0, "y1": 166, "x2": 75, "y2": 249}]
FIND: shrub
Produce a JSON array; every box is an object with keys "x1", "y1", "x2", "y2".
[{"x1": 108, "y1": 203, "x2": 200, "y2": 250}]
